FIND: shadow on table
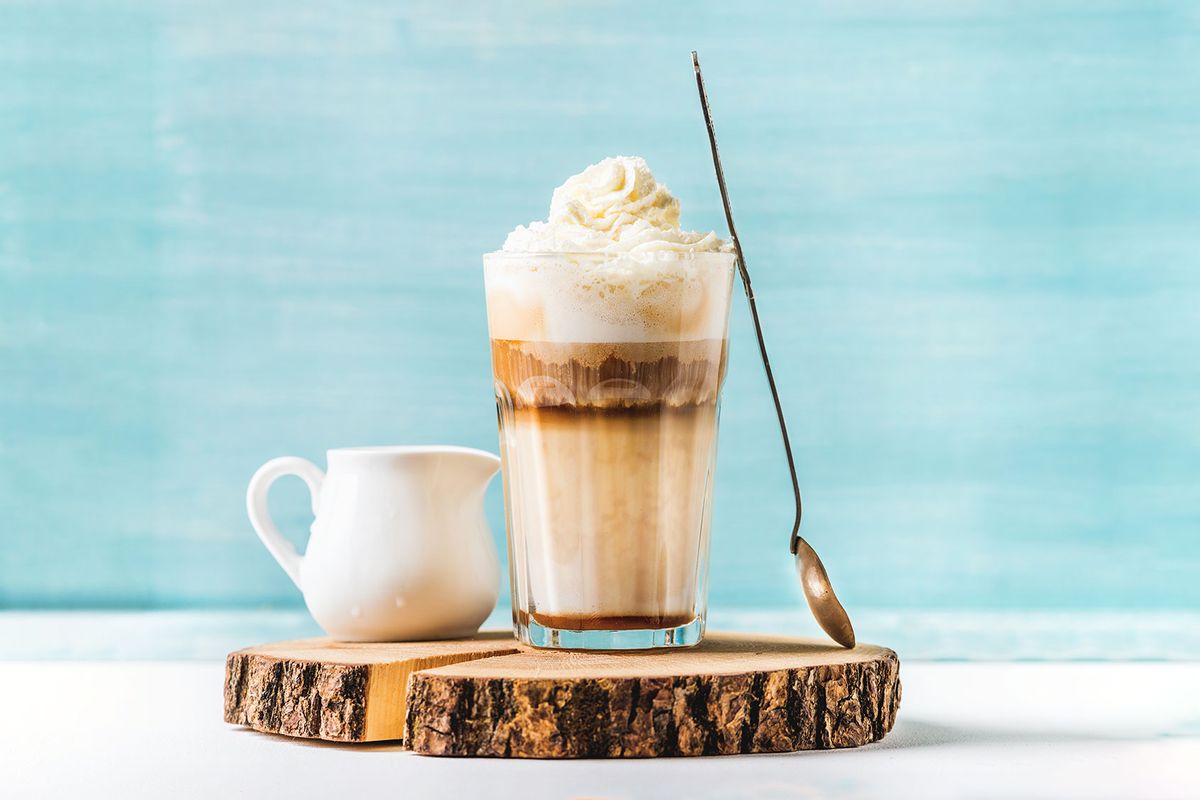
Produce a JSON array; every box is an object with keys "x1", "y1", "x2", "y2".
[
  {"x1": 871, "y1": 719, "x2": 1131, "y2": 750},
  {"x1": 230, "y1": 727, "x2": 406, "y2": 752},
  {"x1": 230, "y1": 716, "x2": 1193, "y2": 757}
]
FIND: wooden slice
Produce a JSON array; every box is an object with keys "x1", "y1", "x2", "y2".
[
  {"x1": 223, "y1": 633, "x2": 522, "y2": 742},
  {"x1": 406, "y1": 633, "x2": 900, "y2": 758},
  {"x1": 223, "y1": 632, "x2": 900, "y2": 756}
]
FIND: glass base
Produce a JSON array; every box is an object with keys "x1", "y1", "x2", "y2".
[{"x1": 516, "y1": 615, "x2": 704, "y2": 650}]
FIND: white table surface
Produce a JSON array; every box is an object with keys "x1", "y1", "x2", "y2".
[{"x1": 5, "y1": 661, "x2": 1197, "y2": 800}]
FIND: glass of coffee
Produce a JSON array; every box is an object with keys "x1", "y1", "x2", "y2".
[{"x1": 484, "y1": 249, "x2": 736, "y2": 649}]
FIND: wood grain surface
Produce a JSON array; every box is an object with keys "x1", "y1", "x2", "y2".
[
  {"x1": 225, "y1": 632, "x2": 901, "y2": 756},
  {"x1": 407, "y1": 633, "x2": 900, "y2": 757},
  {"x1": 223, "y1": 633, "x2": 521, "y2": 742}
]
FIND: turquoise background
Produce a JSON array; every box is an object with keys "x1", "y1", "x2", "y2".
[{"x1": 2, "y1": 0, "x2": 1197, "y2": 614}]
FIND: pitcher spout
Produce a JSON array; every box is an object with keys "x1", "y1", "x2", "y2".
[{"x1": 439, "y1": 446, "x2": 501, "y2": 496}]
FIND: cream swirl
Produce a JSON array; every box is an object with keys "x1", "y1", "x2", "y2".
[{"x1": 501, "y1": 156, "x2": 727, "y2": 254}]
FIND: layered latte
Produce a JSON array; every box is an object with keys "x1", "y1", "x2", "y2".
[{"x1": 484, "y1": 157, "x2": 734, "y2": 647}]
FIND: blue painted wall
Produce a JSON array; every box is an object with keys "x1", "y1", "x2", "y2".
[{"x1": 2, "y1": 1, "x2": 1197, "y2": 610}]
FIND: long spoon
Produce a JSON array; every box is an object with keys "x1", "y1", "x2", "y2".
[{"x1": 691, "y1": 51, "x2": 855, "y2": 649}]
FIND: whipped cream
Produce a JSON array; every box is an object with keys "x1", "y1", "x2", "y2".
[
  {"x1": 501, "y1": 156, "x2": 728, "y2": 254},
  {"x1": 486, "y1": 156, "x2": 736, "y2": 344}
]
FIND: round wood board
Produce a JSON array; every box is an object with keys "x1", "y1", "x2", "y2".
[
  {"x1": 407, "y1": 633, "x2": 900, "y2": 758},
  {"x1": 225, "y1": 632, "x2": 900, "y2": 758}
]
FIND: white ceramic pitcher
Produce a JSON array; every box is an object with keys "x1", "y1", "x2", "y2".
[{"x1": 246, "y1": 445, "x2": 502, "y2": 641}]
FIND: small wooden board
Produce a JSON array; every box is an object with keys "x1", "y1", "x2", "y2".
[
  {"x1": 223, "y1": 633, "x2": 522, "y2": 742},
  {"x1": 225, "y1": 632, "x2": 901, "y2": 757}
]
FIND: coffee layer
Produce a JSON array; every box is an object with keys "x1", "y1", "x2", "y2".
[
  {"x1": 491, "y1": 338, "x2": 726, "y2": 411},
  {"x1": 493, "y1": 338, "x2": 726, "y2": 629}
]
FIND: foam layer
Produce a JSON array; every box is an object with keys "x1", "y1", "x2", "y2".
[{"x1": 484, "y1": 251, "x2": 735, "y2": 343}]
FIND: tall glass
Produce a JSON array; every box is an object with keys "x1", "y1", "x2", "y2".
[{"x1": 483, "y1": 250, "x2": 736, "y2": 649}]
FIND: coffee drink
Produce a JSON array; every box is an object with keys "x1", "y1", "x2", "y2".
[
  {"x1": 485, "y1": 157, "x2": 735, "y2": 649},
  {"x1": 492, "y1": 337, "x2": 726, "y2": 631}
]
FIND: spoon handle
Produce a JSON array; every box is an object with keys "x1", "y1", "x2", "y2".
[{"x1": 691, "y1": 52, "x2": 804, "y2": 555}]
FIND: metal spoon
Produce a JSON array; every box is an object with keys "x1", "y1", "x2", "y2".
[{"x1": 692, "y1": 51, "x2": 856, "y2": 649}]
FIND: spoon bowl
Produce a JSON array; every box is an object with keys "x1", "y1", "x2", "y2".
[{"x1": 795, "y1": 537, "x2": 856, "y2": 648}]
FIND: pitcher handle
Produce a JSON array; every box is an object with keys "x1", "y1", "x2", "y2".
[{"x1": 246, "y1": 456, "x2": 324, "y2": 590}]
